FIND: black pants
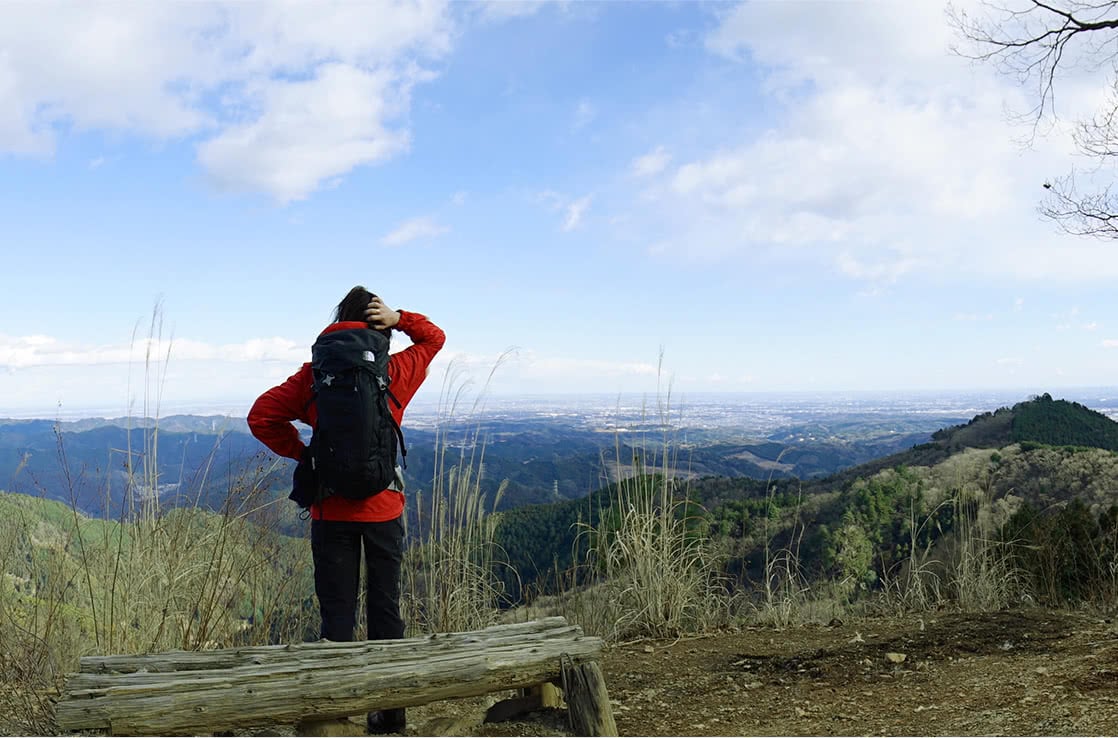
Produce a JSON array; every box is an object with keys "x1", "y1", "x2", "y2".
[{"x1": 310, "y1": 517, "x2": 405, "y2": 642}]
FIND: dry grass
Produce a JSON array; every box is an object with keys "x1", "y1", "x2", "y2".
[
  {"x1": 749, "y1": 477, "x2": 817, "y2": 628},
  {"x1": 872, "y1": 477, "x2": 1025, "y2": 615},
  {"x1": 949, "y1": 484, "x2": 1025, "y2": 611},
  {"x1": 0, "y1": 310, "x2": 318, "y2": 733},
  {"x1": 0, "y1": 438, "x2": 315, "y2": 734},
  {"x1": 877, "y1": 497, "x2": 948, "y2": 615},
  {"x1": 401, "y1": 357, "x2": 511, "y2": 635},
  {"x1": 562, "y1": 374, "x2": 732, "y2": 641}
]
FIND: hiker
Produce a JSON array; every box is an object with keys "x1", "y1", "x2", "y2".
[{"x1": 247, "y1": 286, "x2": 445, "y2": 734}]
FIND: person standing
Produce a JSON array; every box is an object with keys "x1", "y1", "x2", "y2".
[{"x1": 248, "y1": 286, "x2": 445, "y2": 734}]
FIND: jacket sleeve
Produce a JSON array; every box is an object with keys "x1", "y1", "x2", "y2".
[
  {"x1": 389, "y1": 310, "x2": 446, "y2": 407},
  {"x1": 247, "y1": 363, "x2": 314, "y2": 460}
]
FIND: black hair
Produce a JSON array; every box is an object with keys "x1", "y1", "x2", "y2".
[{"x1": 334, "y1": 285, "x2": 375, "y2": 323}]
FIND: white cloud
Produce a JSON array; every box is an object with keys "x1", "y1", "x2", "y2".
[
  {"x1": 535, "y1": 189, "x2": 594, "y2": 231},
  {"x1": 380, "y1": 216, "x2": 450, "y2": 246},
  {"x1": 1103, "y1": 340, "x2": 1118, "y2": 349},
  {"x1": 706, "y1": 1, "x2": 959, "y2": 84},
  {"x1": 655, "y1": 78, "x2": 1022, "y2": 273},
  {"x1": 199, "y1": 64, "x2": 416, "y2": 202},
  {"x1": 562, "y1": 195, "x2": 592, "y2": 231},
  {"x1": 626, "y1": 1, "x2": 1118, "y2": 283},
  {"x1": 0, "y1": 334, "x2": 308, "y2": 369},
  {"x1": 837, "y1": 251, "x2": 918, "y2": 283},
  {"x1": 0, "y1": 1, "x2": 453, "y2": 202},
  {"x1": 632, "y1": 146, "x2": 671, "y2": 177},
  {"x1": 669, "y1": 84, "x2": 1015, "y2": 220},
  {"x1": 0, "y1": 331, "x2": 477, "y2": 415},
  {"x1": 475, "y1": 0, "x2": 549, "y2": 22}
]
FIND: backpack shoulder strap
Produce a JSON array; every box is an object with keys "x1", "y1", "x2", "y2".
[{"x1": 383, "y1": 388, "x2": 407, "y2": 468}]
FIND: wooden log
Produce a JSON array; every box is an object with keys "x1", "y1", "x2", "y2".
[
  {"x1": 80, "y1": 617, "x2": 574, "y2": 674},
  {"x1": 534, "y1": 682, "x2": 562, "y2": 708},
  {"x1": 67, "y1": 624, "x2": 585, "y2": 691},
  {"x1": 561, "y1": 659, "x2": 617, "y2": 737},
  {"x1": 57, "y1": 619, "x2": 603, "y2": 736}
]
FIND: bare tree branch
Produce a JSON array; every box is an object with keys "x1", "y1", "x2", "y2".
[
  {"x1": 951, "y1": 1, "x2": 1118, "y2": 238},
  {"x1": 1042, "y1": 173, "x2": 1118, "y2": 236},
  {"x1": 950, "y1": 1, "x2": 1118, "y2": 122}
]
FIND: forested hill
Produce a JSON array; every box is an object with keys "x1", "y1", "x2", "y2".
[
  {"x1": 938, "y1": 392, "x2": 1118, "y2": 451},
  {"x1": 494, "y1": 393, "x2": 1118, "y2": 599},
  {"x1": 806, "y1": 393, "x2": 1118, "y2": 494}
]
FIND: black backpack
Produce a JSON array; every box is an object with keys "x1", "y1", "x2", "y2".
[{"x1": 298, "y1": 326, "x2": 407, "y2": 507}]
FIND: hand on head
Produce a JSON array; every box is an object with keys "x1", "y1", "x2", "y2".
[{"x1": 366, "y1": 296, "x2": 401, "y2": 330}]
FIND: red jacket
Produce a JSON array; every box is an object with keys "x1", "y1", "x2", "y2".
[{"x1": 247, "y1": 310, "x2": 445, "y2": 522}]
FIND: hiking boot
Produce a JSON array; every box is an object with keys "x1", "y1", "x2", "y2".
[{"x1": 366, "y1": 708, "x2": 406, "y2": 735}]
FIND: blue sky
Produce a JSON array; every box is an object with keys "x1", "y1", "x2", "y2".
[{"x1": 4, "y1": 0, "x2": 1118, "y2": 417}]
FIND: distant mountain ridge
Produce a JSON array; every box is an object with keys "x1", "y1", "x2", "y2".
[
  {"x1": 0, "y1": 415, "x2": 251, "y2": 435},
  {"x1": 0, "y1": 406, "x2": 968, "y2": 521}
]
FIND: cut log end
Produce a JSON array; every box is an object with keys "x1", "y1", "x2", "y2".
[{"x1": 561, "y1": 659, "x2": 617, "y2": 737}]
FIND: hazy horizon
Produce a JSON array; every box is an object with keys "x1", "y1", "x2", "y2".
[{"x1": 9, "y1": 385, "x2": 1118, "y2": 423}]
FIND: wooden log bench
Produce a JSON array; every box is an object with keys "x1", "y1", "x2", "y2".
[{"x1": 55, "y1": 617, "x2": 615, "y2": 736}]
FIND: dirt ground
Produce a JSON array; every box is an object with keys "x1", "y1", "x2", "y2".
[
  {"x1": 7, "y1": 608, "x2": 1118, "y2": 736},
  {"x1": 438, "y1": 608, "x2": 1118, "y2": 737}
]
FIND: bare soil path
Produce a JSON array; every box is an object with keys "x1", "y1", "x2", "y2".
[{"x1": 470, "y1": 608, "x2": 1118, "y2": 736}]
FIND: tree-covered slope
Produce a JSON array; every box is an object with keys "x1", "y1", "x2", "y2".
[
  {"x1": 929, "y1": 392, "x2": 1118, "y2": 451},
  {"x1": 1009, "y1": 393, "x2": 1118, "y2": 449},
  {"x1": 495, "y1": 393, "x2": 1118, "y2": 600}
]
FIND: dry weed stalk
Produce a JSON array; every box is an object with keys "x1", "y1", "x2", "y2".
[
  {"x1": 577, "y1": 368, "x2": 730, "y2": 640},
  {"x1": 401, "y1": 355, "x2": 512, "y2": 635},
  {"x1": 751, "y1": 473, "x2": 815, "y2": 628},
  {"x1": 878, "y1": 497, "x2": 948, "y2": 614},
  {"x1": 950, "y1": 476, "x2": 1023, "y2": 611}
]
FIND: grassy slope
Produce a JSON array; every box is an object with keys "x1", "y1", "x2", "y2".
[{"x1": 0, "y1": 490, "x2": 316, "y2": 674}]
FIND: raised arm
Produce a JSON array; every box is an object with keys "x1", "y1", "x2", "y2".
[
  {"x1": 247, "y1": 364, "x2": 313, "y2": 460},
  {"x1": 366, "y1": 297, "x2": 446, "y2": 406}
]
